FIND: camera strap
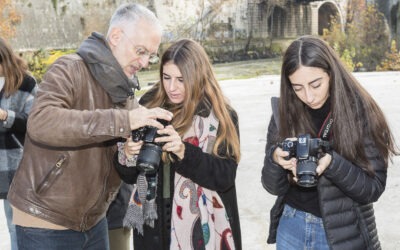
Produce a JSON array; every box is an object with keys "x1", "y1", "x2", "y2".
[{"x1": 318, "y1": 111, "x2": 333, "y2": 141}]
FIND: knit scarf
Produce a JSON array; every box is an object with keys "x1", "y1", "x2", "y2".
[
  {"x1": 77, "y1": 32, "x2": 139, "y2": 104},
  {"x1": 170, "y1": 110, "x2": 235, "y2": 250},
  {"x1": 123, "y1": 171, "x2": 158, "y2": 235}
]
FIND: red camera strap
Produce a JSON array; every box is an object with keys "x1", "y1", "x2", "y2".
[{"x1": 318, "y1": 111, "x2": 333, "y2": 140}]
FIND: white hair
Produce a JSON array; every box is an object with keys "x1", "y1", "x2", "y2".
[{"x1": 106, "y1": 3, "x2": 162, "y2": 37}]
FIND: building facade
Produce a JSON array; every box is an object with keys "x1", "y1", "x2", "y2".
[
  {"x1": 9, "y1": 0, "x2": 348, "y2": 48},
  {"x1": 7, "y1": 0, "x2": 353, "y2": 60},
  {"x1": 375, "y1": 0, "x2": 400, "y2": 41}
]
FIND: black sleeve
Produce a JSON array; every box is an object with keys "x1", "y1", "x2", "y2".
[
  {"x1": 261, "y1": 115, "x2": 291, "y2": 196},
  {"x1": 323, "y1": 137, "x2": 387, "y2": 204},
  {"x1": 172, "y1": 110, "x2": 239, "y2": 192},
  {"x1": 173, "y1": 142, "x2": 238, "y2": 192},
  {"x1": 113, "y1": 153, "x2": 140, "y2": 184}
]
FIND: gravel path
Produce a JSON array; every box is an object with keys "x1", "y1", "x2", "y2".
[{"x1": 1, "y1": 71, "x2": 399, "y2": 250}]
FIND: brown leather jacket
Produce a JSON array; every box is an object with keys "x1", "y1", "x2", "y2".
[{"x1": 8, "y1": 54, "x2": 133, "y2": 231}]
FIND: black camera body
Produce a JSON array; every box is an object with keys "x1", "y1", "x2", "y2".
[
  {"x1": 131, "y1": 119, "x2": 169, "y2": 174},
  {"x1": 281, "y1": 134, "x2": 330, "y2": 187}
]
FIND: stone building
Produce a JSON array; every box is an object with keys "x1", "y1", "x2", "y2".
[
  {"x1": 248, "y1": 0, "x2": 346, "y2": 39},
  {"x1": 8, "y1": 0, "x2": 349, "y2": 59}
]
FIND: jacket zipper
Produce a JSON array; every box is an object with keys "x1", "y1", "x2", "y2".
[
  {"x1": 55, "y1": 156, "x2": 66, "y2": 167},
  {"x1": 36, "y1": 155, "x2": 67, "y2": 194}
]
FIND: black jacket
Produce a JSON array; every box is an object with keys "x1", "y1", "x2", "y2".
[
  {"x1": 106, "y1": 181, "x2": 133, "y2": 230},
  {"x1": 261, "y1": 97, "x2": 385, "y2": 250},
  {"x1": 114, "y1": 92, "x2": 242, "y2": 250}
]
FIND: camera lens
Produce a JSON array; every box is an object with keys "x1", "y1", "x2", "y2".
[
  {"x1": 136, "y1": 143, "x2": 162, "y2": 174},
  {"x1": 131, "y1": 119, "x2": 170, "y2": 174},
  {"x1": 296, "y1": 160, "x2": 318, "y2": 187}
]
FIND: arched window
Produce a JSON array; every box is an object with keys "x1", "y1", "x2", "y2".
[{"x1": 318, "y1": 2, "x2": 340, "y2": 35}]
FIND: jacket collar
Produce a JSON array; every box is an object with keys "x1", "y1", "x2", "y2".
[{"x1": 77, "y1": 32, "x2": 138, "y2": 104}]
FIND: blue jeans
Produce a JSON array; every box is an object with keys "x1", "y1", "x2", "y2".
[
  {"x1": 16, "y1": 217, "x2": 110, "y2": 250},
  {"x1": 277, "y1": 204, "x2": 329, "y2": 250},
  {"x1": 4, "y1": 200, "x2": 18, "y2": 250}
]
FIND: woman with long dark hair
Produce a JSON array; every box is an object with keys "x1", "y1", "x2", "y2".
[{"x1": 262, "y1": 36, "x2": 398, "y2": 250}]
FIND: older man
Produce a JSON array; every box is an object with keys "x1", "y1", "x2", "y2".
[{"x1": 8, "y1": 3, "x2": 171, "y2": 249}]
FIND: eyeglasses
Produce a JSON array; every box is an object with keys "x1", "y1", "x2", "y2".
[{"x1": 121, "y1": 30, "x2": 159, "y2": 64}]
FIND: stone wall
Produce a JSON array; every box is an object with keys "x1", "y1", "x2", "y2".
[
  {"x1": 11, "y1": 0, "x2": 138, "y2": 50},
  {"x1": 10, "y1": 0, "x2": 249, "y2": 51},
  {"x1": 8, "y1": 0, "x2": 352, "y2": 59}
]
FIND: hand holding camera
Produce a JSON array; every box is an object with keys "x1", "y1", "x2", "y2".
[
  {"x1": 272, "y1": 143, "x2": 297, "y2": 176},
  {"x1": 278, "y1": 134, "x2": 331, "y2": 187},
  {"x1": 154, "y1": 125, "x2": 185, "y2": 160},
  {"x1": 128, "y1": 106, "x2": 173, "y2": 131},
  {"x1": 130, "y1": 118, "x2": 185, "y2": 174},
  {"x1": 123, "y1": 137, "x2": 143, "y2": 159},
  {"x1": 131, "y1": 119, "x2": 170, "y2": 174}
]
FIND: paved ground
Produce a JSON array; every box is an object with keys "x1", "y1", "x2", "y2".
[
  {"x1": 1, "y1": 71, "x2": 399, "y2": 249},
  {"x1": 222, "y1": 71, "x2": 400, "y2": 250}
]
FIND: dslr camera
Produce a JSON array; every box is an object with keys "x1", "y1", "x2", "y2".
[
  {"x1": 131, "y1": 119, "x2": 169, "y2": 174},
  {"x1": 280, "y1": 134, "x2": 331, "y2": 187}
]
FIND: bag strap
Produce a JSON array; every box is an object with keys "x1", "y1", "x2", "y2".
[{"x1": 271, "y1": 96, "x2": 280, "y2": 128}]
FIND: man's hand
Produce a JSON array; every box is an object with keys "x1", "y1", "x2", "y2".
[{"x1": 128, "y1": 106, "x2": 173, "y2": 131}]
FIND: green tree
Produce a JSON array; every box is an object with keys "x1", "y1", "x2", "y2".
[
  {"x1": 377, "y1": 40, "x2": 400, "y2": 71},
  {"x1": 323, "y1": 2, "x2": 388, "y2": 71}
]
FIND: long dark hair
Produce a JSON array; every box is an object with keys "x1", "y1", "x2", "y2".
[
  {"x1": 279, "y1": 35, "x2": 397, "y2": 174},
  {"x1": 0, "y1": 37, "x2": 28, "y2": 97}
]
